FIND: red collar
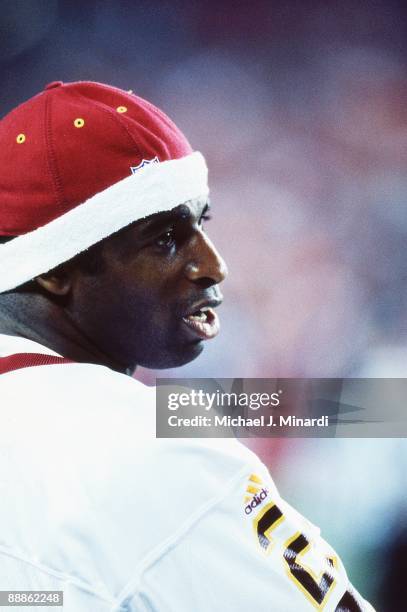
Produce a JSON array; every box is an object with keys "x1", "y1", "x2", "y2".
[{"x1": 0, "y1": 353, "x2": 72, "y2": 375}]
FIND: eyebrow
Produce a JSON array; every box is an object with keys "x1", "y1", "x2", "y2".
[{"x1": 139, "y1": 201, "x2": 211, "y2": 238}]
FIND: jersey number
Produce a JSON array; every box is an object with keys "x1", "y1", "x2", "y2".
[{"x1": 253, "y1": 501, "x2": 362, "y2": 611}]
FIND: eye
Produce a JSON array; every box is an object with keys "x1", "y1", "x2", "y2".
[
  {"x1": 199, "y1": 212, "x2": 212, "y2": 227},
  {"x1": 155, "y1": 228, "x2": 176, "y2": 249}
]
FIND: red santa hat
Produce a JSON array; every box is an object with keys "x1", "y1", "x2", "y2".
[{"x1": 0, "y1": 80, "x2": 208, "y2": 293}]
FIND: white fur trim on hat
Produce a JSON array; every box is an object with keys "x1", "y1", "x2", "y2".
[{"x1": 0, "y1": 151, "x2": 209, "y2": 293}]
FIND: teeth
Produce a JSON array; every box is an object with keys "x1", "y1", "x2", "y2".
[{"x1": 188, "y1": 310, "x2": 208, "y2": 322}]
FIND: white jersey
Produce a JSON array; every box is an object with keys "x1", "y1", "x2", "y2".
[{"x1": 0, "y1": 334, "x2": 374, "y2": 611}]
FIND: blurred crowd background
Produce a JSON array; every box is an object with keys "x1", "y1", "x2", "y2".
[{"x1": 1, "y1": 1, "x2": 406, "y2": 608}]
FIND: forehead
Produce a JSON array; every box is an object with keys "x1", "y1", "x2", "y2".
[{"x1": 137, "y1": 197, "x2": 208, "y2": 236}]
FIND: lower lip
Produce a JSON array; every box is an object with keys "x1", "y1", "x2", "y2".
[{"x1": 182, "y1": 308, "x2": 220, "y2": 340}]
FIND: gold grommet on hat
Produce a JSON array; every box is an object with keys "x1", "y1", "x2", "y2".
[
  {"x1": 74, "y1": 118, "x2": 85, "y2": 128},
  {"x1": 116, "y1": 106, "x2": 127, "y2": 113},
  {"x1": 16, "y1": 133, "x2": 26, "y2": 144}
]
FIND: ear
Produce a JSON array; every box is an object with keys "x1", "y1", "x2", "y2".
[{"x1": 35, "y1": 272, "x2": 72, "y2": 296}]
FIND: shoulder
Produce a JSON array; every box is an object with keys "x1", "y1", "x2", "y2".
[
  {"x1": 1, "y1": 358, "x2": 154, "y2": 419},
  {"x1": 0, "y1": 361, "x2": 283, "y2": 597},
  {"x1": 2, "y1": 358, "x2": 269, "y2": 516}
]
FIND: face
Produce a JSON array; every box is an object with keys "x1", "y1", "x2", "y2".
[{"x1": 67, "y1": 199, "x2": 227, "y2": 371}]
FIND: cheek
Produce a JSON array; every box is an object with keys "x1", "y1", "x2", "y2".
[
  {"x1": 100, "y1": 274, "x2": 173, "y2": 332},
  {"x1": 117, "y1": 264, "x2": 181, "y2": 320},
  {"x1": 73, "y1": 257, "x2": 181, "y2": 343}
]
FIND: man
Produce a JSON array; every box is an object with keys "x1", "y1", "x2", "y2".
[{"x1": 0, "y1": 81, "x2": 373, "y2": 611}]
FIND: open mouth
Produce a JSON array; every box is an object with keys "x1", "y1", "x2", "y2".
[{"x1": 182, "y1": 306, "x2": 220, "y2": 340}]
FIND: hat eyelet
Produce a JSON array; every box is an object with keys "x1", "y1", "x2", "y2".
[
  {"x1": 116, "y1": 106, "x2": 127, "y2": 114},
  {"x1": 16, "y1": 133, "x2": 26, "y2": 144},
  {"x1": 74, "y1": 118, "x2": 85, "y2": 128}
]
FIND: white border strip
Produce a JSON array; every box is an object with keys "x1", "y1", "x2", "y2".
[{"x1": 0, "y1": 151, "x2": 208, "y2": 293}]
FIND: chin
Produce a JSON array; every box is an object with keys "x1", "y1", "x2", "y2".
[{"x1": 139, "y1": 339, "x2": 204, "y2": 370}]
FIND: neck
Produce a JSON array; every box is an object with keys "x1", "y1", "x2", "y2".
[{"x1": 0, "y1": 292, "x2": 133, "y2": 375}]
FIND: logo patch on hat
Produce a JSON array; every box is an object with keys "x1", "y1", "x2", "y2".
[{"x1": 130, "y1": 156, "x2": 159, "y2": 174}]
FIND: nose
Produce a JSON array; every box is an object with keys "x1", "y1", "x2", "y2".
[{"x1": 184, "y1": 231, "x2": 228, "y2": 286}]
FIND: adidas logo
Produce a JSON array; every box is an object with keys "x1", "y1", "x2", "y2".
[{"x1": 244, "y1": 474, "x2": 269, "y2": 515}]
